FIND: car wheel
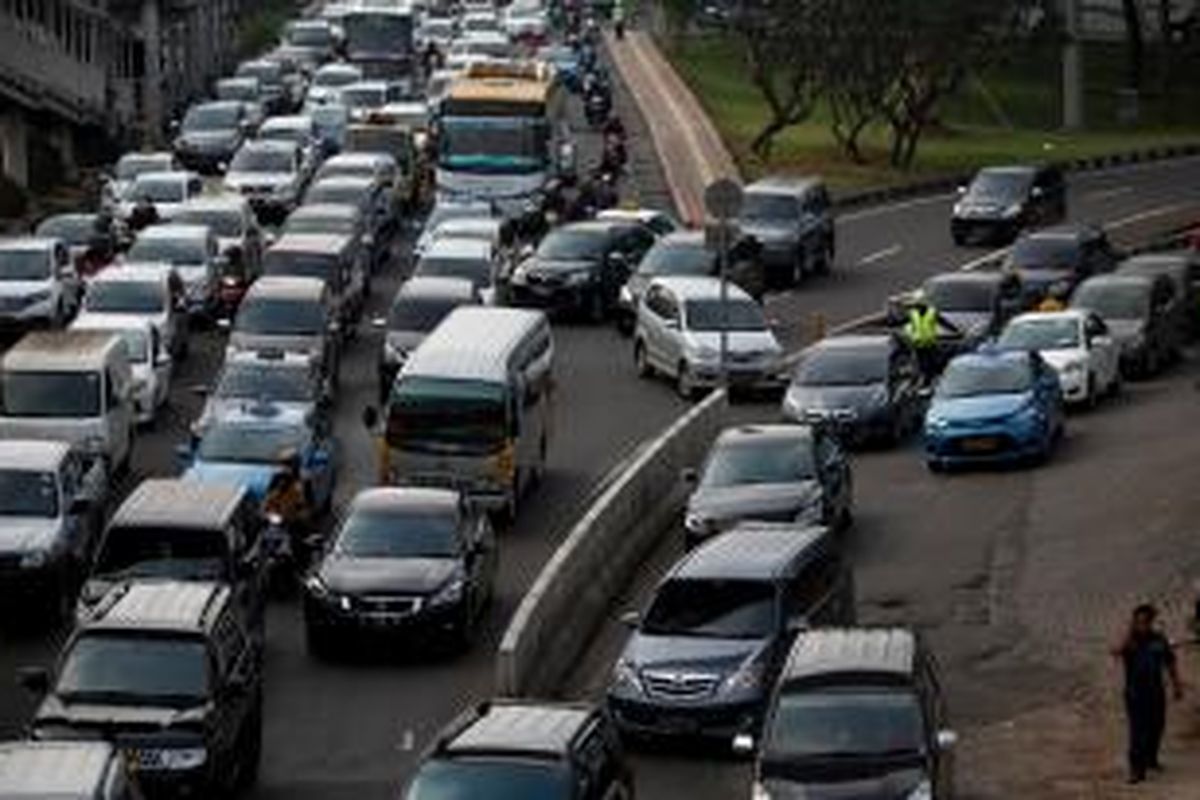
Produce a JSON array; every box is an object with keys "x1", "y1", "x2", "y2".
[
  {"x1": 816, "y1": 239, "x2": 833, "y2": 275},
  {"x1": 1108, "y1": 370, "x2": 1123, "y2": 397},
  {"x1": 952, "y1": 230, "x2": 966, "y2": 247},
  {"x1": 676, "y1": 363, "x2": 697, "y2": 400},
  {"x1": 792, "y1": 250, "x2": 806, "y2": 286},
  {"x1": 926, "y1": 459, "x2": 945, "y2": 474},
  {"x1": 1086, "y1": 375, "x2": 1099, "y2": 410},
  {"x1": 634, "y1": 342, "x2": 653, "y2": 378}
]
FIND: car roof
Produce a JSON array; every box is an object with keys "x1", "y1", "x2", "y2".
[
  {"x1": 180, "y1": 195, "x2": 250, "y2": 212},
  {"x1": 0, "y1": 741, "x2": 117, "y2": 796},
  {"x1": 110, "y1": 478, "x2": 247, "y2": 530},
  {"x1": 133, "y1": 170, "x2": 192, "y2": 184},
  {"x1": 323, "y1": 152, "x2": 391, "y2": 168},
  {"x1": 1018, "y1": 223, "x2": 1100, "y2": 244},
  {"x1": 3, "y1": 330, "x2": 122, "y2": 371},
  {"x1": 1008, "y1": 309, "x2": 1088, "y2": 325},
  {"x1": 976, "y1": 165, "x2": 1037, "y2": 177},
  {"x1": 311, "y1": 174, "x2": 376, "y2": 190},
  {"x1": 261, "y1": 115, "x2": 314, "y2": 130},
  {"x1": 949, "y1": 348, "x2": 1034, "y2": 370},
  {"x1": 557, "y1": 219, "x2": 623, "y2": 235},
  {"x1": 269, "y1": 232, "x2": 353, "y2": 255},
  {"x1": 0, "y1": 237, "x2": 55, "y2": 252},
  {"x1": 192, "y1": 99, "x2": 243, "y2": 113},
  {"x1": 673, "y1": 525, "x2": 828, "y2": 582},
  {"x1": 436, "y1": 217, "x2": 502, "y2": 236},
  {"x1": 654, "y1": 230, "x2": 705, "y2": 247},
  {"x1": 1077, "y1": 273, "x2": 1153, "y2": 290},
  {"x1": 394, "y1": 275, "x2": 477, "y2": 302},
  {"x1": 290, "y1": 203, "x2": 360, "y2": 220},
  {"x1": 317, "y1": 62, "x2": 362, "y2": 75},
  {"x1": 118, "y1": 151, "x2": 174, "y2": 165},
  {"x1": 238, "y1": 139, "x2": 298, "y2": 155},
  {"x1": 443, "y1": 701, "x2": 594, "y2": 759},
  {"x1": 219, "y1": 76, "x2": 258, "y2": 87},
  {"x1": 226, "y1": 348, "x2": 314, "y2": 369},
  {"x1": 245, "y1": 275, "x2": 326, "y2": 301},
  {"x1": 925, "y1": 270, "x2": 1007, "y2": 287},
  {"x1": 137, "y1": 224, "x2": 210, "y2": 241},
  {"x1": 597, "y1": 208, "x2": 671, "y2": 223},
  {"x1": 350, "y1": 487, "x2": 460, "y2": 516},
  {"x1": 93, "y1": 263, "x2": 172, "y2": 282},
  {"x1": 72, "y1": 315, "x2": 156, "y2": 336},
  {"x1": 424, "y1": 237, "x2": 492, "y2": 259},
  {"x1": 87, "y1": 580, "x2": 229, "y2": 634},
  {"x1": 650, "y1": 276, "x2": 753, "y2": 302},
  {"x1": 404, "y1": 307, "x2": 546, "y2": 382},
  {"x1": 0, "y1": 439, "x2": 71, "y2": 471},
  {"x1": 780, "y1": 628, "x2": 917, "y2": 686}
]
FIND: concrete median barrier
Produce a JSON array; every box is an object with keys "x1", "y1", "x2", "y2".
[{"x1": 496, "y1": 389, "x2": 728, "y2": 698}]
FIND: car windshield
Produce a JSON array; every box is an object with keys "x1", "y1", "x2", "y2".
[
  {"x1": 406, "y1": 760, "x2": 571, "y2": 800},
  {"x1": 341, "y1": 86, "x2": 388, "y2": 108},
  {"x1": 307, "y1": 183, "x2": 367, "y2": 206},
  {"x1": 0, "y1": 249, "x2": 49, "y2": 280},
  {"x1": 924, "y1": 279, "x2": 996, "y2": 313},
  {"x1": 198, "y1": 423, "x2": 306, "y2": 463},
  {"x1": 236, "y1": 297, "x2": 324, "y2": 335},
  {"x1": 439, "y1": 118, "x2": 547, "y2": 173},
  {"x1": 639, "y1": 242, "x2": 714, "y2": 276},
  {"x1": 795, "y1": 346, "x2": 887, "y2": 386},
  {"x1": 231, "y1": 147, "x2": 294, "y2": 173},
  {"x1": 36, "y1": 216, "x2": 96, "y2": 244},
  {"x1": 999, "y1": 318, "x2": 1081, "y2": 351},
  {"x1": 1, "y1": 371, "x2": 101, "y2": 417},
  {"x1": 85, "y1": 280, "x2": 164, "y2": 313},
  {"x1": 390, "y1": 296, "x2": 462, "y2": 332},
  {"x1": 765, "y1": 689, "x2": 925, "y2": 760},
  {"x1": 702, "y1": 437, "x2": 815, "y2": 486},
  {"x1": 57, "y1": 634, "x2": 209, "y2": 707},
  {"x1": 0, "y1": 470, "x2": 58, "y2": 517},
  {"x1": 315, "y1": 68, "x2": 361, "y2": 88},
  {"x1": 685, "y1": 299, "x2": 767, "y2": 332},
  {"x1": 128, "y1": 237, "x2": 206, "y2": 265},
  {"x1": 264, "y1": 252, "x2": 339, "y2": 283},
  {"x1": 285, "y1": 214, "x2": 355, "y2": 237},
  {"x1": 289, "y1": 23, "x2": 332, "y2": 46},
  {"x1": 742, "y1": 192, "x2": 798, "y2": 222},
  {"x1": 183, "y1": 105, "x2": 238, "y2": 131},
  {"x1": 217, "y1": 81, "x2": 257, "y2": 102},
  {"x1": 965, "y1": 170, "x2": 1032, "y2": 203},
  {"x1": 176, "y1": 208, "x2": 244, "y2": 238},
  {"x1": 416, "y1": 257, "x2": 490, "y2": 288},
  {"x1": 1009, "y1": 237, "x2": 1079, "y2": 271},
  {"x1": 388, "y1": 377, "x2": 507, "y2": 456},
  {"x1": 1072, "y1": 283, "x2": 1149, "y2": 321},
  {"x1": 261, "y1": 125, "x2": 309, "y2": 146},
  {"x1": 130, "y1": 178, "x2": 185, "y2": 203},
  {"x1": 643, "y1": 579, "x2": 776, "y2": 639},
  {"x1": 95, "y1": 526, "x2": 228, "y2": 581},
  {"x1": 116, "y1": 156, "x2": 170, "y2": 181},
  {"x1": 335, "y1": 508, "x2": 459, "y2": 558},
  {"x1": 216, "y1": 362, "x2": 314, "y2": 402},
  {"x1": 937, "y1": 359, "x2": 1031, "y2": 398},
  {"x1": 238, "y1": 63, "x2": 280, "y2": 84}
]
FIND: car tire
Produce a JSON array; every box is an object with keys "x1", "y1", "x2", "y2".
[
  {"x1": 926, "y1": 459, "x2": 945, "y2": 474},
  {"x1": 634, "y1": 342, "x2": 653, "y2": 378},
  {"x1": 1086, "y1": 375, "x2": 1099, "y2": 410},
  {"x1": 952, "y1": 230, "x2": 966, "y2": 247},
  {"x1": 815, "y1": 239, "x2": 833, "y2": 275},
  {"x1": 676, "y1": 363, "x2": 697, "y2": 400}
]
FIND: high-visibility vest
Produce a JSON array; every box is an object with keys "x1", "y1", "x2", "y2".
[{"x1": 906, "y1": 307, "x2": 939, "y2": 348}]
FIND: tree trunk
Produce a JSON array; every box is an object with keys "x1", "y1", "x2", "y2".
[{"x1": 1122, "y1": 0, "x2": 1145, "y2": 90}]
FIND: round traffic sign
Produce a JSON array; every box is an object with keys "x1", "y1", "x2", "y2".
[{"x1": 704, "y1": 178, "x2": 743, "y2": 219}]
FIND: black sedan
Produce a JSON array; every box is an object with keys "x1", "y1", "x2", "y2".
[
  {"x1": 1004, "y1": 224, "x2": 1121, "y2": 304},
  {"x1": 302, "y1": 488, "x2": 497, "y2": 657},
  {"x1": 507, "y1": 219, "x2": 656, "y2": 320},
  {"x1": 683, "y1": 424, "x2": 852, "y2": 548},
  {"x1": 951, "y1": 165, "x2": 1066, "y2": 245},
  {"x1": 782, "y1": 334, "x2": 924, "y2": 446},
  {"x1": 171, "y1": 100, "x2": 252, "y2": 174}
]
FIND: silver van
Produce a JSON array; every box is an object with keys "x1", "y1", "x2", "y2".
[
  {"x1": 0, "y1": 331, "x2": 135, "y2": 472},
  {"x1": 227, "y1": 276, "x2": 339, "y2": 388}
]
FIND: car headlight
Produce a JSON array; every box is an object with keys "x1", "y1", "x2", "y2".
[
  {"x1": 611, "y1": 659, "x2": 642, "y2": 694},
  {"x1": 722, "y1": 659, "x2": 765, "y2": 695},
  {"x1": 907, "y1": 779, "x2": 933, "y2": 800},
  {"x1": 20, "y1": 550, "x2": 48, "y2": 569},
  {"x1": 1062, "y1": 360, "x2": 1086, "y2": 377},
  {"x1": 429, "y1": 574, "x2": 465, "y2": 607},
  {"x1": 925, "y1": 414, "x2": 949, "y2": 431},
  {"x1": 24, "y1": 290, "x2": 52, "y2": 305},
  {"x1": 688, "y1": 344, "x2": 720, "y2": 363},
  {"x1": 222, "y1": 276, "x2": 240, "y2": 287},
  {"x1": 1003, "y1": 203, "x2": 1023, "y2": 218},
  {"x1": 156, "y1": 746, "x2": 208, "y2": 771},
  {"x1": 563, "y1": 269, "x2": 593, "y2": 287}
]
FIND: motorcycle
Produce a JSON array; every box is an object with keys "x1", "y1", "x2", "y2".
[{"x1": 585, "y1": 92, "x2": 612, "y2": 128}]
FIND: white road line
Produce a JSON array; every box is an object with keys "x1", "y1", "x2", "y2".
[
  {"x1": 1084, "y1": 186, "x2": 1134, "y2": 202},
  {"x1": 1107, "y1": 202, "x2": 1190, "y2": 231},
  {"x1": 857, "y1": 245, "x2": 903, "y2": 266},
  {"x1": 839, "y1": 192, "x2": 957, "y2": 223},
  {"x1": 961, "y1": 246, "x2": 1011, "y2": 271}
]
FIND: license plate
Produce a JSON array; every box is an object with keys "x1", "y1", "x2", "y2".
[{"x1": 961, "y1": 437, "x2": 999, "y2": 453}]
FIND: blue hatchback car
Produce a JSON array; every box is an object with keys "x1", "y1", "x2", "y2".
[{"x1": 923, "y1": 348, "x2": 1064, "y2": 471}]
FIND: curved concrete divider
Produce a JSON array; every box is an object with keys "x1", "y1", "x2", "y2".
[{"x1": 497, "y1": 389, "x2": 728, "y2": 697}]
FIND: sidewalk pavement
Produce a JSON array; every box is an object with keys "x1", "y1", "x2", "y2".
[{"x1": 603, "y1": 30, "x2": 739, "y2": 224}]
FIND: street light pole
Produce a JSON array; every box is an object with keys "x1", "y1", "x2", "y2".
[
  {"x1": 1062, "y1": 0, "x2": 1084, "y2": 130},
  {"x1": 718, "y1": 220, "x2": 729, "y2": 389},
  {"x1": 704, "y1": 178, "x2": 744, "y2": 394}
]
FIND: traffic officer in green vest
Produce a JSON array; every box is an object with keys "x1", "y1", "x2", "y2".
[{"x1": 905, "y1": 296, "x2": 942, "y2": 384}]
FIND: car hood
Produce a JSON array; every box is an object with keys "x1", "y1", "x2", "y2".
[
  {"x1": 76, "y1": 311, "x2": 166, "y2": 330},
  {"x1": 177, "y1": 130, "x2": 238, "y2": 150},
  {"x1": 229, "y1": 331, "x2": 324, "y2": 356},
  {"x1": 34, "y1": 696, "x2": 208, "y2": 732},
  {"x1": 940, "y1": 310, "x2": 992, "y2": 336},
  {"x1": 319, "y1": 555, "x2": 459, "y2": 595},
  {"x1": 183, "y1": 460, "x2": 281, "y2": 500},
  {"x1": 740, "y1": 222, "x2": 794, "y2": 243},
  {"x1": 0, "y1": 516, "x2": 61, "y2": 555},
  {"x1": 224, "y1": 172, "x2": 295, "y2": 191},
  {"x1": 526, "y1": 258, "x2": 599, "y2": 275},
  {"x1": 623, "y1": 633, "x2": 765, "y2": 677},
  {"x1": 930, "y1": 392, "x2": 1031, "y2": 423},
  {"x1": 759, "y1": 760, "x2": 926, "y2": 800},
  {"x1": 688, "y1": 480, "x2": 823, "y2": 523},
  {"x1": 0, "y1": 280, "x2": 52, "y2": 298},
  {"x1": 1014, "y1": 268, "x2": 1071, "y2": 289},
  {"x1": 786, "y1": 383, "x2": 887, "y2": 414},
  {"x1": 688, "y1": 330, "x2": 782, "y2": 355},
  {"x1": 386, "y1": 330, "x2": 426, "y2": 354}
]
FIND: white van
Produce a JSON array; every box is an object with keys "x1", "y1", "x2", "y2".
[
  {"x1": 0, "y1": 331, "x2": 135, "y2": 471},
  {"x1": 71, "y1": 316, "x2": 172, "y2": 426}
]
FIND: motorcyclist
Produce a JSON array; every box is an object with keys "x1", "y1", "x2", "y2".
[
  {"x1": 263, "y1": 452, "x2": 312, "y2": 540},
  {"x1": 128, "y1": 196, "x2": 159, "y2": 232}
]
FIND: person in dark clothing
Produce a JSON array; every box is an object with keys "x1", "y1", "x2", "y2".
[{"x1": 1111, "y1": 604, "x2": 1183, "y2": 783}]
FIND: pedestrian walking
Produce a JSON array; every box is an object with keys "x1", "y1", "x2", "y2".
[{"x1": 1111, "y1": 604, "x2": 1183, "y2": 784}]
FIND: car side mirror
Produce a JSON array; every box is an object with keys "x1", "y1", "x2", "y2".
[
  {"x1": 619, "y1": 610, "x2": 640, "y2": 628},
  {"x1": 362, "y1": 405, "x2": 379, "y2": 430},
  {"x1": 681, "y1": 467, "x2": 698, "y2": 485},
  {"x1": 17, "y1": 666, "x2": 50, "y2": 696},
  {"x1": 731, "y1": 733, "x2": 756, "y2": 756},
  {"x1": 936, "y1": 729, "x2": 958, "y2": 751}
]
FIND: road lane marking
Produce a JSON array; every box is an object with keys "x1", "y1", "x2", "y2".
[
  {"x1": 839, "y1": 192, "x2": 957, "y2": 223},
  {"x1": 1107, "y1": 202, "x2": 1190, "y2": 230},
  {"x1": 858, "y1": 245, "x2": 903, "y2": 266},
  {"x1": 1084, "y1": 186, "x2": 1134, "y2": 201},
  {"x1": 398, "y1": 729, "x2": 415, "y2": 752}
]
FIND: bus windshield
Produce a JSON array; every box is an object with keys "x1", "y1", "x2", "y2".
[
  {"x1": 439, "y1": 118, "x2": 546, "y2": 174},
  {"x1": 387, "y1": 377, "x2": 507, "y2": 455},
  {"x1": 344, "y1": 12, "x2": 413, "y2": 57}
]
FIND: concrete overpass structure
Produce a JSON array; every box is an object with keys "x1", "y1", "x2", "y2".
[{"x1": 0, "y1": 0, "x2": 246, "y2": 193}]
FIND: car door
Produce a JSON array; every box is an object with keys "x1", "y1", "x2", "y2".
[
  {"x1": 640, "y1": 285, "x2": 670, "y2": 371},
  {"x1": 150, "y1": 326, "x2": 171, "y2": 406},
  {"x1": 921, "y1": 653, "x2": 955, "y2": 798}
]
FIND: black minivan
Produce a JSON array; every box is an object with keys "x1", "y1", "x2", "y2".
[
  {"x1": 606, "y1": 523, "x2": 854, "y2": 743},
  {"x1": 746, "y1": 627, "x2": 956, "y2": 799}
]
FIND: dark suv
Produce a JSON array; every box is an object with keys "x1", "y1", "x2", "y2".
[
  {"x1": 738, "y1": 177, "x2": 835, "y2": 288},
  {"x1": 746, "y1": 627, "x2": 956, "y2": 799},
  {"x1": 21, "y1": 580, "x2": 264, "y2": 797},
  {"x1": 952, "y1": 165, "x2": 1066, "y2": 245},
  {"x1": 1004, "y1": 224, "x2": 1120, "y2": 304},
  {"x1": 404, "y1": 700, "x2": 633, "y2": 800},
  {"x1": 607, "y1": 524, "x2": 854, "y2": 743}
]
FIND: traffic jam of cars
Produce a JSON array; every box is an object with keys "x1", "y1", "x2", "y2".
[{"x1": 2, "y1": 0, "x2": 1200, "y2": 798}]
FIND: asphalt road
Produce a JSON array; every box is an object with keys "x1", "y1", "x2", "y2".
[{"x1": 561, "y1": 156, "x2": 1200, "y2": 799}]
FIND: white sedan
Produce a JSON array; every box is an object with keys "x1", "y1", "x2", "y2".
[{"x1": 997, "y1": 310, "x2": 1121, "y2": 406}]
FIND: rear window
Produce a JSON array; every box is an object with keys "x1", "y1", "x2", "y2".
[{"x1": 95, "y1": 526, "x2": 229, "y2": 581}]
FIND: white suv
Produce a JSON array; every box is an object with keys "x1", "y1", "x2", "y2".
[
  {"x1": 633, "y1": 276, "x2": 785, "y2": 399},
  {"x1": 0, "y1": 237, "x2": 81, "y2": 329}
]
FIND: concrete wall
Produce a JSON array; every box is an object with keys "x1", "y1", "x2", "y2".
[{"x1": 496, "y1": 389, "x2": 728, "y2": 698}]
